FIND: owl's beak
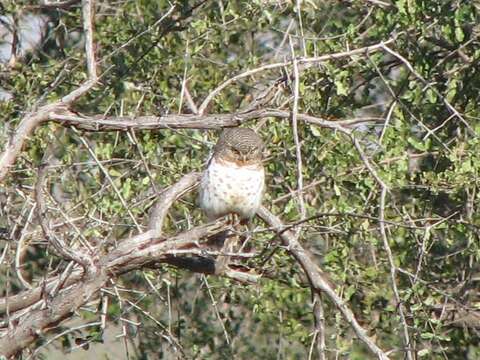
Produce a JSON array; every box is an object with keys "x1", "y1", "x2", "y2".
[{"x1": 241, "y1": 154, "x2": 248, "y2": 163}]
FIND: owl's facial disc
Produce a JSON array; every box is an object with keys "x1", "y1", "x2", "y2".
[{"x1": 220, "y1": 145, "x2": 252, "y2": 164}]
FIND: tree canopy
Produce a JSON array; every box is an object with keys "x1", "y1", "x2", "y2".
[{"x1": 0, "y1": 0, "x2": 479, "y2": 359}]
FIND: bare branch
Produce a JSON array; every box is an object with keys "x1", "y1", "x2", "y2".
[
  {"x1": 289, "y1": 37, "x2": 306, "y2": 240},
  {"x1": 351, "y1": 125, "x2": 412, "y2": 358},
  {"x1": 0, "y1": 105, "x2": 355, "y2": 183},
  {"x1": 309, "y1": 293, "x2": 326, "y2": 360},
  {"x1": 379, "y1": 188, "x2": 413, "y2": 360},
  {"x1": 82, "y1": 0, "x2": 97, "y2": 81},
  {"x1": 0, "y1": 271, "x2": 107, "y2": 358},
  {"x1": 0, "y1": 104, "x2": 56, "y2": 182},
  {"x1": 148, "y1": 172, "x2": 201, "y2": 236},
  {"x1": 0, "y1": 220, "x2": 237, "y2": 355},
  {"x1": 49, "y1": 108, "x2": 354, "y2": 133},
  {"x1": 198, "y1": 39, "x2": 396, "y2": 114},
  {"x1": 0, "y1": 269, "x2": 84, "y2": 316},
  {"x1": 0, "y1": 172, "x2": 229, "y2": 355},
  {"x1": 70, "y1": 127, "x2": 142, "y2": 231},
  {"x1": 315, "y1": 294, "x2": 327, "y2": 359},
  {"x1": 32, "y1": 0, "x2": 81, "y2": 10},
  {"x1": 257, "y1": 206, "x2": 390, "y2": 360}
]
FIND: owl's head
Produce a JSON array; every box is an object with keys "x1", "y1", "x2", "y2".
[{"x1": 214, "y1": 128, "x2": 264, "y2": 165}]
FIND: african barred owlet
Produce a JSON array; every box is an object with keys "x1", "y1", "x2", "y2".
[{"x1": 199, "y1": 128, "x2": 265, "y2": 221}]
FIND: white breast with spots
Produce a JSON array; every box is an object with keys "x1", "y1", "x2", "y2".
[{"x1": 199, "y1": 157, "x2": 265, "y2": 220}]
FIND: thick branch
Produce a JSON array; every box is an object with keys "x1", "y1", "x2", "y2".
[
  {"x1": 0, "y1": 269, "x2": 84, "y2": 315},
  {"x1": 0, "y1": 221, "x2": 235, "y2": 357},
  {"x1": 105, "y1": 222, "x2": 227, "y2": 273},
  {"x1": 0, "y1": 271, "x2": 107, "y2": 358},
  {"x1": 49, "y1": 108, "x2": 355, "y2": 133},
  {"x1": 148, "y1": 172, "x2": 201, "y2": 235},
  {"x1": 0, "y1": 170, "x2": 233, "y2": 356}
]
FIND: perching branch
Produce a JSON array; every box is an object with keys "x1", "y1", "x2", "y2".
[{"x1": 0, "y1": 169, "x2": 261, "y2": 356}]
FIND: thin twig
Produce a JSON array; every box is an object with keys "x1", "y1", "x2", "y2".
[
  {"x1": 311, "y1": 293, "x2": 326, "y2": 360},
  {"x1": 289, "y1": 37, "x2": 306, "y2": 240},
  {"x1": 82, "y1": 0, "x2": 97, "y2": 81},
  {"x1": 14, "y1": 205, "x2": 36, "y2": 289},
  {"x1": 351, "y1": 136, "x2": 388, "y2": 189},
  {"x1": 70, "y1": 127, "x2": 142, "y2": 231},
  {"x1": 295, "y1": 0, "x2": 307, "y2": 57},
  {"x1": 35, "y1": 164, "x2": 93, "y2": 269},
  {"x1": 202, "y1": 275, "x2": 232, "y2": 346},
  {"x1": 379, "y1": 188, "x2": 413, "y2": 360},
  {"x1": 381, "y1": 44, "x2": 474, "y2": 134},
  {"x1": 25, "y1": 321, "x2": 102, "y2": 360}
]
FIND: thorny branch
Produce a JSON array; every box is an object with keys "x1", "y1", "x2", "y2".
[
  {"x1": 48, "y1": 108, "x2": 358, "y2": 133},
  {"x1": 1, "y1": 169, "x2": 394, "y2": 359}
]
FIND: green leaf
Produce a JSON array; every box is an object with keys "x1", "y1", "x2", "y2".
[
  {"x1": 421, "y1": 332, "x2": 434, "y2": 340},
  {"x1": 455, "y1": 27, "x2": 465, "y2": 42},
  {"x1": 418, "y1": 349, "x2": 431, "y2": 357}
]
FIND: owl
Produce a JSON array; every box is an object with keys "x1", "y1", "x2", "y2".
[{"x1": 198, "y1": 128, "x2": 265, "y2": 222}]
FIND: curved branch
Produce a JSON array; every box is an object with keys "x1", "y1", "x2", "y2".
[
  {"x1": 0, "y1": 171, "x2": 229, "y2": 356},
  {"x1": 0, "y1": 0, "x2": 98, "y2": 183},
  {"x1": 198, "y1": 39, "x2": 396, "y2": 114},
  {"x1": 0, "y1": 104, "x2": 55, "y2": 182},
  {"x1": 35, "y1": 164, "x2": 93, "y2": 268},
  {"x1": 0, "y1": 221, "x2": 233, "y2": 357},
  {"x1": 148, "y1": 172, "x2": 201, "y2": 235}
]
